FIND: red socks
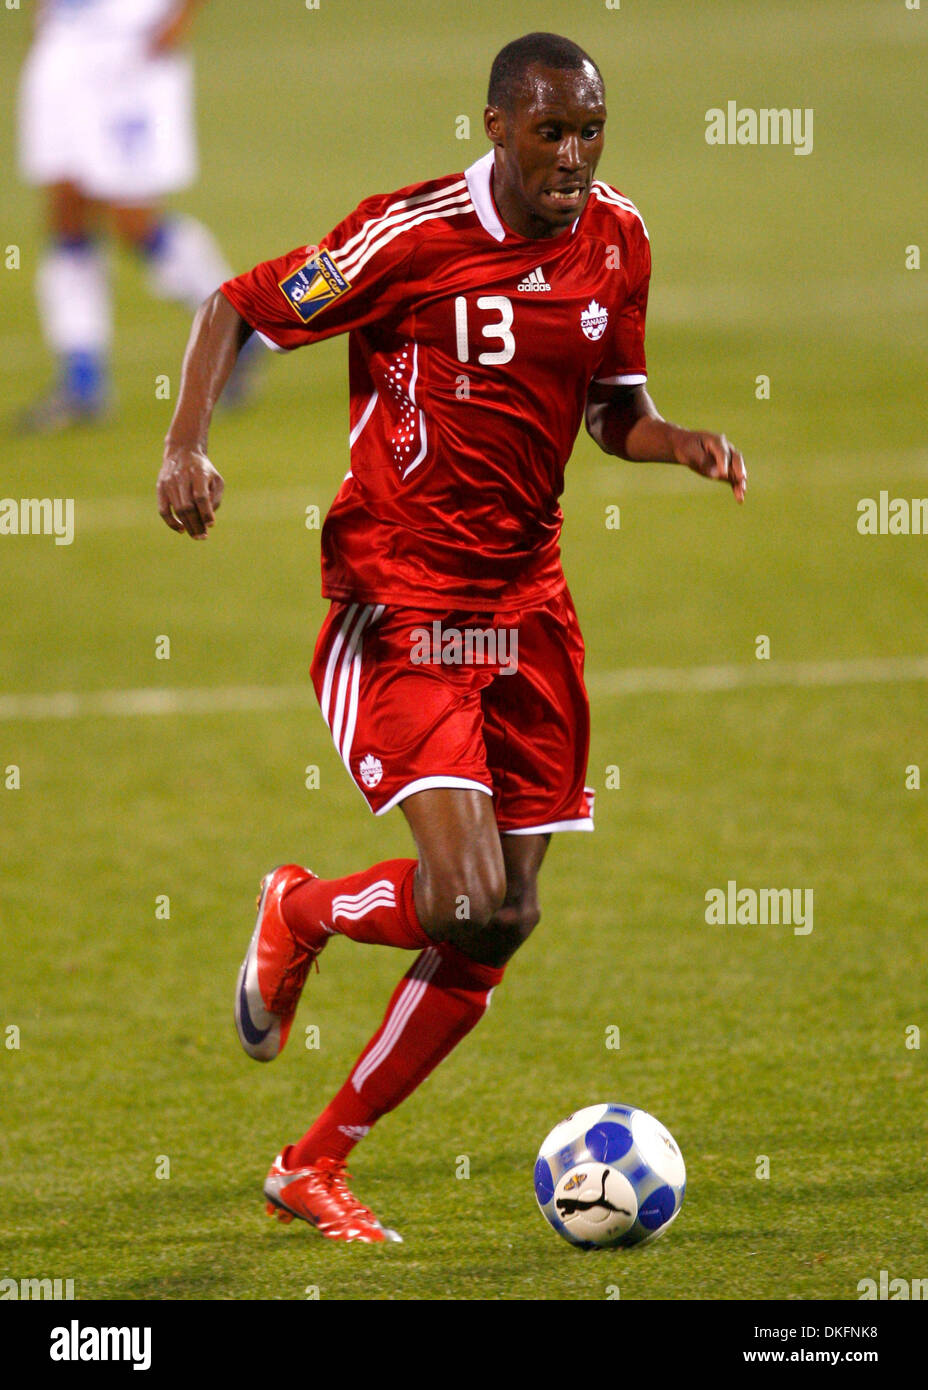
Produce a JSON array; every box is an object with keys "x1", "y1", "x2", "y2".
[
  {"x1": 279, "y1": 857, "x2": 505, "y2": 1168},
  {"x1": 287, "y1": 941, "x2": 505, "y2": 1168},
  {"x1": 281, "y1": 858, "x2": 431, "y2": 951}
]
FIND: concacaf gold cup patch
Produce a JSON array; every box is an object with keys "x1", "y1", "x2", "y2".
[{"x1": 278, "y1": 246, "x2": 351, "y2": 323}]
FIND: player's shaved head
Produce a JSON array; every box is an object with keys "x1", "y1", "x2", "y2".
[
  {"x1": 484, "y1": 34, "x2": 607, "y2": 240},
  {"x1": 487, "y1": 33, "x2": 603, "y2": 112}
]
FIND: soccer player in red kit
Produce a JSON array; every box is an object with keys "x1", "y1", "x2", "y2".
[{"x1": 158, "y1": 33, "x2": 746, "y2": 1243}]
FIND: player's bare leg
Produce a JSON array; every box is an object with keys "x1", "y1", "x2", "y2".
[
  {"x1": 400, "y1": 786, "x2": 548, "y2": 964},
  {"x1": 49, "y1": 180, "x2": 96, "y2": 242},
  {"x1": 109, "y1": 201, "x2": 160, "y2": 247},
  {"x1": 17, "y1": 181, "x2": 110, "y2": 432},
  {"x1": 460, "y1": 829, "x2": 549, "y2": 966},
  {"x1": 401, "y1": 786, "x2": 507, "y2": 945}
]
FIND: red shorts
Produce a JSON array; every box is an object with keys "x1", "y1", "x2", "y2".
[{"x1": 310, "y1": 590, "x2": 594, "y2": 834}]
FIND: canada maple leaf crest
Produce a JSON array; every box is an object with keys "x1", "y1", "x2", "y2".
[
  {"x1": 359, "y1": 753, "x2": 383, "y2": 788},
  {"x1": 580, "y1": 299, "x2": 609, "y2": 341}
]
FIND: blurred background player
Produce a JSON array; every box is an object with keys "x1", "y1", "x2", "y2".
[{"x1": 16, "y1": 0, "x2": 252, "y2": 431}]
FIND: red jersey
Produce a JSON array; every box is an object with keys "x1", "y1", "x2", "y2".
[{"x1": 221, "y1": 150, "x2": 650, "y2": 610}]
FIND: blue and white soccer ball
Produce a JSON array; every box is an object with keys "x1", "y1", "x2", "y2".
[{"x1": 534, "y1": 1102, "x2": 686, "y2": 1250}]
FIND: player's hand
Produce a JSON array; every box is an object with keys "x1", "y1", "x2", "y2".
[
  {"x1": 158, "y1": 445, "x2": 224, "y2": 538},
  {"x1": 674, "y1": 430, "x2": 747, "y2": 503}
]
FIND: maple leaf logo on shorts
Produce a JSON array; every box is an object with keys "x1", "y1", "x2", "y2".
[{"x1": 359, "y1": 754, "x2": 383, "y2": 789}]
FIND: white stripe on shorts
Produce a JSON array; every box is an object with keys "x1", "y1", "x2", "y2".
[{"x1": 319, "y1": 603, "x2": 384, "y2": 776}]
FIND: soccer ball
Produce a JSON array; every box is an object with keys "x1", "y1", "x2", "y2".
[{"x1": 533, "y1": 1102, "x2": 686, "y2": 1250}]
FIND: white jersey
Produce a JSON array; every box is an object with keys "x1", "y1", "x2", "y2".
[{"x1": 37, "y1": 0, "x2": 180, "y2": 44}]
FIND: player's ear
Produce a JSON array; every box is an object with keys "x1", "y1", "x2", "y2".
[{"x1": 484, "y1": 105, "x2": 506, "y2": 146}]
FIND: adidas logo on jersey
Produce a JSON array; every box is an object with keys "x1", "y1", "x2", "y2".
[{"x1": 517, "y1": 267, "x2": 551, "y2": 292}]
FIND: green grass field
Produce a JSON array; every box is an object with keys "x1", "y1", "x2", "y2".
[{"x1": 2, "y1": 0, "x2": 926, "y2": 1312}]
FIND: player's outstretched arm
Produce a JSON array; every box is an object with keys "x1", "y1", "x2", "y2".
[
  {"x1": 585, "y1": 382, "x2": 746, "y2": 504},
  {"x1": 158, "y1": 289, "x2": 253, "y2": 538}
]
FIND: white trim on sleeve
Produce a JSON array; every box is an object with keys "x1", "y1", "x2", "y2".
[
  {"x1": 593, "y1": 373, "x2": 647, "y2": 386},
  {"x1": 256, "y1": 329, "x2": 290, "y2": 353}
]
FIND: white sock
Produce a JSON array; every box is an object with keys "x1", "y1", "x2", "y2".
[
  {"x1": 36, "y1": 239, "x2": 112, "y2": 356},
  {"x1": 145, "y1": 215, "x2": 232, "y2": 310}
]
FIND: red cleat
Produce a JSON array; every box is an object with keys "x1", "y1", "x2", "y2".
[
  {"x1": 234, "y1": 865, "x2": 327, "y2": 1061},
  {"x1": 263, "y1": 1149, "x2": 402, "y2": 1243}
]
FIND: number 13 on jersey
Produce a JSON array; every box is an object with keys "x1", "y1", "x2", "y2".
[{"x1": 454, "y1": 295, "x2": 515, "y2": 366}]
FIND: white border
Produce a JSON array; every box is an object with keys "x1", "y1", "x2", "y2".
[
  {"x1": 256, "y1": 329, "x2": 289, "y2": 353},
  {"x1": 594, "y1": 372, "x2": 647, "y2": 386},
  {"x1": 374, "y1": 774, "x2": 493, "y2": 817},
  {"x1": 504, "y1": 816, "x2": 595, "y2": 835}
]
